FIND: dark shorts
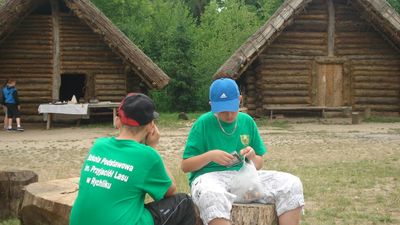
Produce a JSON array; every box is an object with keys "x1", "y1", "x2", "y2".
[
  {"x1": 5, "y1": 104, "x2": 21, "y2": 118},
  {"x1": 145, "y1": 193, "x2": 196, "y2": 225},
  {"x1": 2, "y1": 105, "x2": 6, "y2": 116}
]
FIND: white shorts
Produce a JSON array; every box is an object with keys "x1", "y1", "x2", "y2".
[{"x1": 191, "y1": 170, "x2": 304, "y2": 224}]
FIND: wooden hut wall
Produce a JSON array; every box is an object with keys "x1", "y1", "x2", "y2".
[
  {"x1": 244, "y1": 0, "x2": 400, "y2": 115},
  {"x1": 0, "y1": 14, "x2": 53, "y2": 117},
  {"x1": 60, "y1": 13, "x2": 128, "y2": 102},
  {"x1": 244, "y1": 0, "x2": 328, "y2": 114},
  {"x1": 334, "y1": 0, "x2": 400, "y2": 113}
]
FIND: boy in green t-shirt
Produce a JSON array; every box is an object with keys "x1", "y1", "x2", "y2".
[
  {"x1": 70, "y1": 93, "x2": 195, "y2": 225},
  {"x1": 181, "y1": 78, "x2": 304, "y2": 225}
]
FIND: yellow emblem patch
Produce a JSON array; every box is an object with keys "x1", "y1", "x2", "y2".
[{"x1": 240, "y1": 135, "x2": 250, "y2": 146}]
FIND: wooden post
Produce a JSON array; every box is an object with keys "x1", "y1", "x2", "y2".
[
  {"x1": 0, "y1": 170, "x2": 38, "y2": 220},
  {"x1": 352, "y1": 112, "x2": 361, "y2": 124},
  {"x1": 327, "y1": 0, "x2": 336, "y2": 57},
  {"x1": 364, "y1": 107, "x2": 371, "y2": 119},
  {"x1": 46, "y1": 113, "x2": 52, "y2": 130},
  {"x1": 343, "y1": 107, "x2": 352, "y2": 118},
  {"x1": 51, "y1": 0, "x2": 61, "y2": 101}
]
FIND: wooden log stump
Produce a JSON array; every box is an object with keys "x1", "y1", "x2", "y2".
[
  {"x1": 0, "y1": 170, "x2": 38, "y2": 220},
  {"x1": 352, "y1": 112, "x2": 361, "y2": 124},
  {"x1": 18, "y1": 177, "x2": 278, "y2": 225},
  {"x1": 196, "y1": 203, "x2": 278, "y2": 225},
  {"x1": 19, "y1": 177, "x2": 79, "y2": 225}
]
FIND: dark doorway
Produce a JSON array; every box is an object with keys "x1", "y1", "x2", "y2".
[{"x1": 59, "y1": 74, "x2": 86, "y2": 102}]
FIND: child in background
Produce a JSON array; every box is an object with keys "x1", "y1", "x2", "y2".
[
  {"x1": 1, "y1": 79, "x2": 24, "y2": 131},
  {"x1": 1, "y1": 79, "x2": 8, "y2": 130}
]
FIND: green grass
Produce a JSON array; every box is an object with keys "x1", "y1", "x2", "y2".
[
  {"x1": 155, "y1": 112, "x2": 203, "y2": 128},
  {"x1": 0, "y1": 219, "x2": 19, "y2": 225},
  {"x1": 143, "y1": 155, "x2": 400, "y2": 225},
  {"x1": 363, "y1": 116, "x2": 400, "y2": 123},
  {"x1": 77, "y1": 112, "x2": 205, "y2": 129},
  {"x1": 254, "y1": 117, "x2": 292, "y2": 129},
  {"x1": 388, "y1": 128, "x2": 400, "y2": 134},
  {"x1": 271, "y1": 156, "x2": 400, "y2": 225}
]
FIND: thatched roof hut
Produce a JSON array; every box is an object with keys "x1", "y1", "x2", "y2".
[
  {"x1": 215, "y1": 0, "x2": 400, "y2": 117},
  {"x1": 0, "y1": 0, "x2": 170, "y2": 120}
]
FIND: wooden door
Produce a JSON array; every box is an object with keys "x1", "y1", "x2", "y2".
[{"x1": 316, "y1": 64, "x2": 343, "y2": 107}]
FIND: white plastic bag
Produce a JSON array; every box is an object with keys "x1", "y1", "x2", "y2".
[{"x1": 229, "y1": 160, "x2": 265, "y2": 203}]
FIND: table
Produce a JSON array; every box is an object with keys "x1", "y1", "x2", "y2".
[{"x1": 38, "y1": 102, "x2": 119, "y2": 129}]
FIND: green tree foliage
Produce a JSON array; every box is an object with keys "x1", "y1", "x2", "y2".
[
  {"x1": 146, "y1": 0, "x2": 200, "y2": 112},
  {"x1": 90, "y1": 0, "x2": 400, "y2": 112},
  {"x1": 192, "y1": 0, "x2": 262, "y2": 106},
  {"x1": 388, "y1": 0, "x2": 400, "y2": 12},
  {"x1": 91, "y1": 0, "x2": 154, "y2": 50},
  {"x1": 184, "y1": 0, "x2": 211, "y2": 22},
  {"x1": 93, "y1": 0, "x2": 201, "y2": 111}
]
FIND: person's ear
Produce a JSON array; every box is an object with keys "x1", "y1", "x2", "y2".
[
  {"x1": 145, "y1": 121, "x2": 155, "y2": 132},
  {"x1": 114, "y1": 116, "x2": 122, "y2": 129},
  {"x1": 239, "y1": 95, "x2": 243, "y2": 105}
]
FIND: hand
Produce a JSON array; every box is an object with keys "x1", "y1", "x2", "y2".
[
  {"x1": 207, "y1": 150, "x2": 235, "y2": 166},
  {"x1": 18, "y1": 105, "x2": 21, "y2": 110},
  {"x1": 240, "y1": 146, "x2": 256, "y2": 160},
  {"x1": 145, "y1": 124, "x2": 160, "y2": 147}
]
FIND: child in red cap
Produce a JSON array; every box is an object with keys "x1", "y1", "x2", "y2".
[{"x1": 71, "y1": 93, "x2": 196, "y2": 225}]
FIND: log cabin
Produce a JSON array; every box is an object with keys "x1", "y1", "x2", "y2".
[
  {"x1": 0, "y1": 0, "x2": 170, "y2": 121},
  {"x1": 214, "y1": 0, "x2": 400, "y2": 117}
]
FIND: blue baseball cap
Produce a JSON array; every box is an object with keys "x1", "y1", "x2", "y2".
[{"x1": 209, "y1": 78, "x2": 240, "y2": 113}]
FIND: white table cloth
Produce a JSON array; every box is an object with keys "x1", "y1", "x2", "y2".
[{"x1": 38, "y1": 104, "x2": 89, "y2": 115}]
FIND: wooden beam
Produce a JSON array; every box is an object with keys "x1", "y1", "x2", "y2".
[
  {"x1": 51, "y1": 0, "x2": 61, "y2": 101},
  {"x1": 327, "y1": 0, "x2": 335, "y2": 57}
]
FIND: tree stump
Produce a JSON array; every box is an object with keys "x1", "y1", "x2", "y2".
[
  {"x1": 0, "y1": 170, "x2": 38, "y2": 220},
  {"x1": 178, "y1": 112, "x2": 189, "y2": 120},
  {"x1": 18, "y1": 177, "x2": 278, "y2": 225},
  {"x1": 352, "y1": 112, "x2": 361, "y2": 124},
  {"x1": 19, "y1": 177, "x2": 79, "y2": 225},
  {"x1": 195, "y1": 203, "x2": 278, "y2": 225}
]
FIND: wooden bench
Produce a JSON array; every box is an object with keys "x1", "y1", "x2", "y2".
[
  {"x1": 266, "y1": 106, "x2": 352, "y2": 119},
  {"x1": 19, "y1": 178, "x2": 278, "y2": 225}
]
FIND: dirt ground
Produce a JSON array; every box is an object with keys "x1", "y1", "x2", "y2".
[
  {"x1": 0, "y1": 118, "x2": 399, "y2": 182},
  {"x1": 1, "y1": 118, "x2": 400, "y2": 224}
]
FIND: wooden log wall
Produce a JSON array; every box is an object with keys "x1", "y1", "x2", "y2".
[
  {"x1": 0, "y1": 14, "x2": 53, "y2": 118},
  {"x1": 60, "y1": 14, "x2": 127, "y2": 102},
  {"x1": 245, "y1": 0, "x2": 328, "y2": 113},
  {"x1": 335, "y1": 1, "x2": 400, "y2": 113}
]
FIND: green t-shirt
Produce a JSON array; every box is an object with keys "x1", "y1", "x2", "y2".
[
  {"x1": 70, "y1": 137, "x2": 172, "y2": 225},
  {"x1": 183, "y1": 112, "x2": 267, "y2": 185}
]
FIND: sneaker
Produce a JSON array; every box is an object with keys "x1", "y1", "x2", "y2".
[
  {"x1": 16, "y1": 126, "x2": 24, "y2": 131},
  {"x1": 6, "y1": 128, "x2": 13, "y2": 132}
]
